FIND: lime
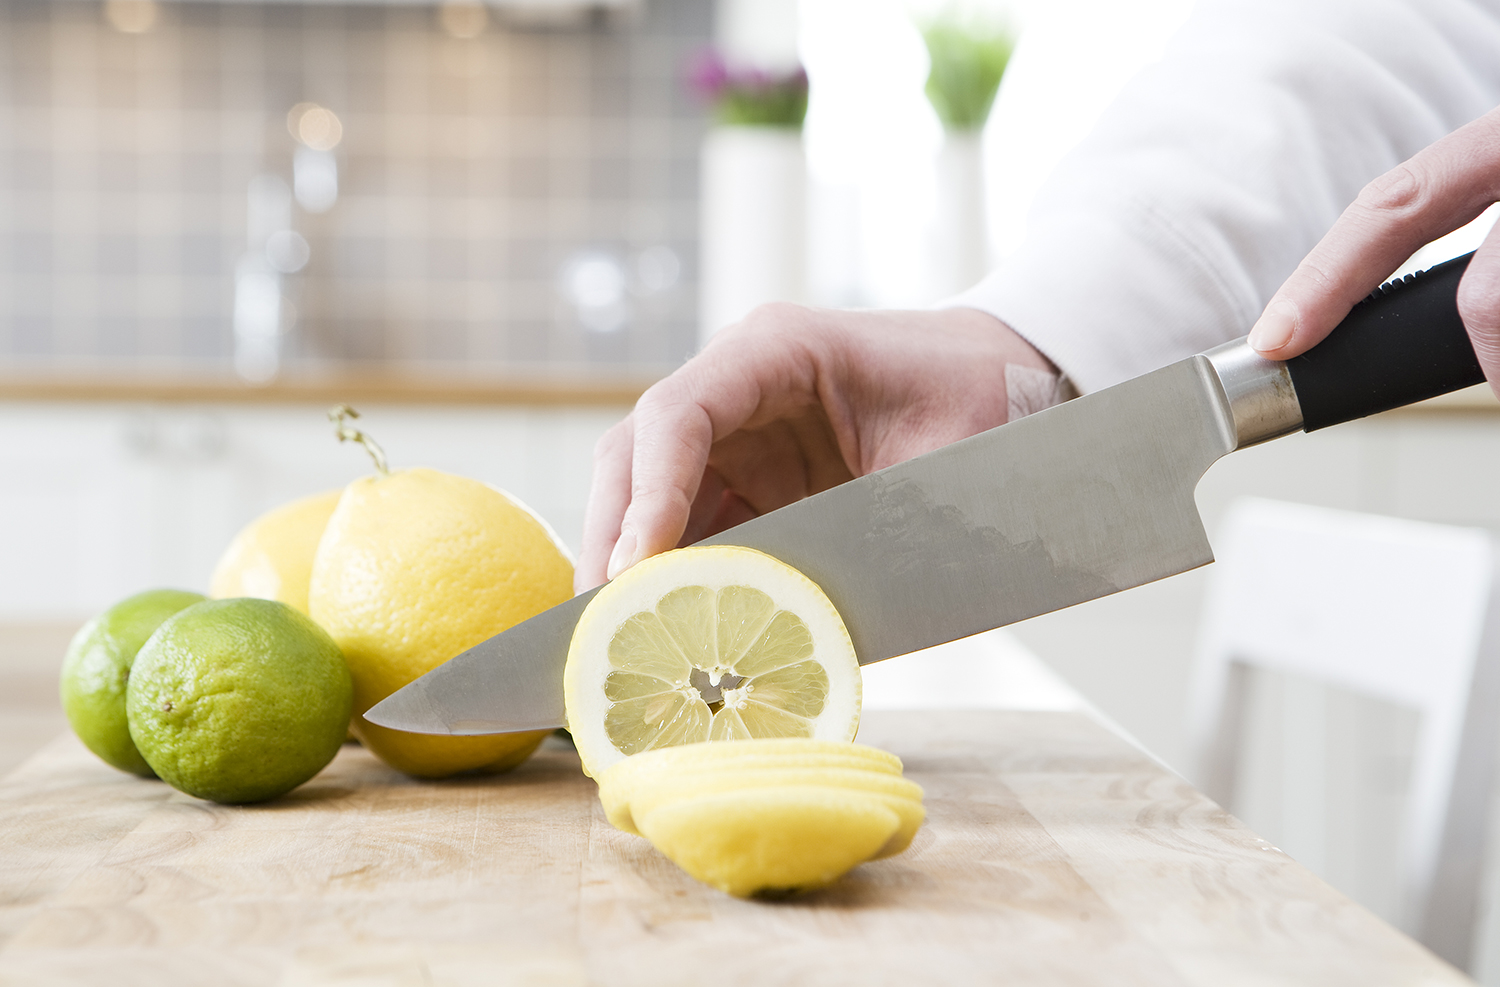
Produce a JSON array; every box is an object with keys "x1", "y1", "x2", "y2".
[
  {"x1": 60, "y1": 588, "x2": 206, "y2": 777},
  {"x1": 126, "y1": 597, "x2": 353, "y2": 804}
]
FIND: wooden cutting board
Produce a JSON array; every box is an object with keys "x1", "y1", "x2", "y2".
[{"x1": 0, "y1": 710, "x2": 1467, "y2": 987}]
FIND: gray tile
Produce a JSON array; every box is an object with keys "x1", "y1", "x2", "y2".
[
  {"x1": 9, "y1": 314, "x2": 50, "y2": 356},
  {"x1": 96, "y1": 236, "x2": 138, "y2": 277},
  {"x1": 179, "y1": 234, "x2": 227, "y2": 278},
  {"x1": 425, "y1": 238, "x2": 469, "y2": 281},
  {"x1": 10, "y1": 232, "x2": 51, "y2": 275},
  {"x1": 95, "y1": 316, "x2": 138, "y2": 358},
  {"x1": 0, "y1": 0, "x2": 708, "y2": 370}
]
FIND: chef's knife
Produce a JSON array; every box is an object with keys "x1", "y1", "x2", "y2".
[{"x1": 366, "y1": 251, "x2": 1484, "y2": 736}]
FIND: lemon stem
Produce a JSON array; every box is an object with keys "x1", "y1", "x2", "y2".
[{"x1": 328, "y1": 404, "x2": 390, "y2": 476}]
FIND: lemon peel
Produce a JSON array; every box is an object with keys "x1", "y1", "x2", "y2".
[
  {"x1": 210, "y1": 490, "x2": 342, "y2": 614},
  {"x1": 309, "y1": 467, "x2": 573, "y2": 778}
]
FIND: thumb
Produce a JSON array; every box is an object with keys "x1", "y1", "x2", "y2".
[{"x1": 1458, "y1": 223, "x2": 1500, "y2": 393}]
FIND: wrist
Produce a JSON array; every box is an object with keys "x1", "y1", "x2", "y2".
[{"x1": 943, "y1": 307, "x2": 1073, "y2": 420}]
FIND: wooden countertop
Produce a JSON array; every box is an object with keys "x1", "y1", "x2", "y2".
[{"x1": 0, "y1": 701, "x2": 1466, "y2": 985}]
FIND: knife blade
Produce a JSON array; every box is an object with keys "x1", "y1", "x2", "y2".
[{"x1": 366, "y1": 251, "x2": 1483, "y2": 735}]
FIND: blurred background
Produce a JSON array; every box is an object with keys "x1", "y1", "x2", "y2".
[{"x1": 7, "y1": 0, "x2": 1500, "y2": 976}]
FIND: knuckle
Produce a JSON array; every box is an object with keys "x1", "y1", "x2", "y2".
[
  {"x1": 633, "y1": 376, "x2": 688, "y2": 422},
  {"x1": 593, "y1": 418, "x2": 632, "y2": 459},
  {"x1": 1458, "y1": 269, "x2": 1500, "y2": 330},
  {"x1": 1355, "y1": 163, "x2": 1427, "y2": 221},
  {"x1": 742, "y1": 300, "x2": 807, "y2": 327},
  {"x1": 728, "y1": 301, "x2": 816, "y2": 346}
]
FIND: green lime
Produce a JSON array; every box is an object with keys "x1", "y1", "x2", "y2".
[
  {"x1": 60, "y1": 588, "x2": 206, "y2": 777},
  {"x1": 126, "y1": 598, "x2": 353, "y2": 804}
]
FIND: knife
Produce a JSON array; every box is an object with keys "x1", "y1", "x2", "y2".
[{"x1": 366, "y1": 251, "x2": 1484, "y2": 736}]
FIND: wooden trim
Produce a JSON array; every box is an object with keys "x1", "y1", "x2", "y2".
[
  {"x1": 3, "y1": 369, "x2": 1493, "y2": 414},
  {"x1": 0, "y1": 370, "x2": 660, "y2": 406}
]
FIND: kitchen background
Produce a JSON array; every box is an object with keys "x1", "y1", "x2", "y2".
[
  {"x1": 0, "y1": 0, "x2": 703, "y2": 375},
  {"x1": 7, "y1": 0, "x2": 1500, "y2": 977}
]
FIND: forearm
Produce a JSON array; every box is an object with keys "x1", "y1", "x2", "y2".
[{"x1": 947, "y1": 0, "x2": 1500, "y2": 393}]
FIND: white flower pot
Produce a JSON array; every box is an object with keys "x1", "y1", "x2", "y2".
[
  {"x1": 926, "y1": 130, "x2": 989, "y2": 300},
  {"x1": 698, "y1": 126, "x2": 807, "y2": 345}
]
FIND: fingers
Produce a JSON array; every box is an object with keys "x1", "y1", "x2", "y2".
[
  {"x1": 1250, "y1": 106, "x2": 1500, "y2": 360},
  {"x1": 1458, "y1": 219, "x2": 1500, "y2": 392},
  {"x1": 677, "y1": 466, "x2": 729, "y2": 548},
  {"x1": 606, "y1": 377, "x2": 720, "y2": 578},
  {"x1": 576, "y1": 418, "x2": 635, "y2": 593}
]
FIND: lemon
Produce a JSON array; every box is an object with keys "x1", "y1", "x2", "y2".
[
  {"x1": 596, "y1": 737, "x2": 903, "y2": 832},
  {"x1": 597, "y1": 738, "x2": 924, "y2": 852},
  {"x1": 210, "y1": 490, "x2": 342, "y2": 614},
  {"x1": 639, "y1": 786, "x2": 903, "y2": 898},
  {"x1": 126, "y1": 598, "x2": 352, "y2": 804},
  {"x1": 597, "y1": 738, "x2": 925, "y2": 898},
  {"x1": 564, "y1": 545, "x2": 861, "y2": 778},
  {"x1": 309, "y1": 467, "x2": 574, "y2": 778},
  {"x1": 60, "y1": 588, "x2": 206, "y2": 777}
]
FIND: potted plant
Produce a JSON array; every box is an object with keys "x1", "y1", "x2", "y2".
[
  {"x1": 919, "y1": 14, "x2": 1014, "y2": 298},
  {"x1": 691, "y1": 49, "x2": 810, "y2": 343}
]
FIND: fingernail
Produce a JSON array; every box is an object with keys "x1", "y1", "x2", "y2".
[
  {"x1": 1249, "y1": 299, "x2": 1297, "y2": 353},
  {"x1": 606, "y1": 525, "x2": 639, "y2": 580}
]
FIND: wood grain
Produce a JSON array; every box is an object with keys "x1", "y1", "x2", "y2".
[{"x1": 0, "y1": 711, "x2": 1469, "y2": 986}]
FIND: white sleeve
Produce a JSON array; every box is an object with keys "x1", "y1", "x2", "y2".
[{"x1": 943, "y1": 0, "x2": 1500, "y2": 394}]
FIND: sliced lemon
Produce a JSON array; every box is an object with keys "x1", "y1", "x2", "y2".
[
  {"x1": 564, "y1": 546, "x2": 861, "y2": 777},
  {"x1": 605, "y1": 765, "x2": 926, "y2": 858},
  {"x1": 637, "y1": 786, "x2": 902, "y2": 898},
  {"x1": 596, "y1": 738, "x2": 906, "y2": 834}
]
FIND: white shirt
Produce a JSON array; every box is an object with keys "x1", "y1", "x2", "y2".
[{"x1": 945, "y1": 0, "x2": 1500, "y2": 395}]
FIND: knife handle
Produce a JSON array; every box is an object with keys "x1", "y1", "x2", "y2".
[{"x1": 1287, "y1": 251, "x2": 1484, "y2": 432}]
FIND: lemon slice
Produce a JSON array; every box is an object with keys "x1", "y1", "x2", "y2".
[
  {"x1": 604, "y1": 764, "x2": 926, "y2": 856},
  {"x1": 636, "y1": 786, "x2": 902, "y2": 898},
  {"x1": 564, "y1": 546, "x2": 861, "y2": 777}
]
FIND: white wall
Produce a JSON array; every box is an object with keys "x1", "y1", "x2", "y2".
[{"x1": 0, "y1": 401, "x2": 628, "y2": 621}]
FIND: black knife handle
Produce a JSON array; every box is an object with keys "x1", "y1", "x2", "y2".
[{"x1": 1288, "y1": 251, "x2": 1484, "y2": 432}]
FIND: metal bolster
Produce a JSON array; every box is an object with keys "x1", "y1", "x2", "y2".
[{"x1": 1203, "y1": 338, "x2": 1304, "y2": 449}]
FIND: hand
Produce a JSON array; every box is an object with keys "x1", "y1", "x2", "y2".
[
  {"x1": 575, "y1": 304, "x2": 1056, "y2": 592},
  {"x1": 1248, "y1": 104, "x2": 1500, "y2": 384}
]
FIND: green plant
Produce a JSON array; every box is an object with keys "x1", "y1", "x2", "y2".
[
  {"x1": 687, "y1": 49, "x2": 809, "y2": 130},
  {"x1": 921, "y1": 18, "x2": 1015, "y2": 132}
]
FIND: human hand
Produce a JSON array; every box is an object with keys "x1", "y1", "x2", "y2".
[
  {"x1": 1248, "y1": 104, "x2": 1500, "y2": 385},
  {"x1": 575, "y1": 304, "x2": 1058, "y2": 592}
]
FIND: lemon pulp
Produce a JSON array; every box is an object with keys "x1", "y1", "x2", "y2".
[
  {"x1": 565, "y1": 545, "x2": 861, "y2": 777},
  {"x1": 604, "y1": 584, "x2": 832, "y2": 754}
]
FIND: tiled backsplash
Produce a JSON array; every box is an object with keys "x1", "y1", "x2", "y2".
[{"x1": 0, "y1": 0, "x2": 708, "y2": 375}]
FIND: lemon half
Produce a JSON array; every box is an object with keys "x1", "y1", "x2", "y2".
[{"x1": 564, "y1": 546, "x2": 861, "y2": 777}]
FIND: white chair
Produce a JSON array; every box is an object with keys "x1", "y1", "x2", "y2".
[{"x1": 1188, "y1": 497, "x2": 1500, "y2": 970}]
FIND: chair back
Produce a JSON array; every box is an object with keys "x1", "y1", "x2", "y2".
[{"x1": 1188, "y1": 497, "x2": 1500, "y2": 967}]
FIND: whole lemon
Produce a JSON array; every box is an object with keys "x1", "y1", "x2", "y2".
[
  {"x1": 309, "y1": 468, "x2": 573, "y2": 778},
  {"x1": 210, "y1": 489, "x2": 343, "y2": 614},
  {"x1": 60, "y1": 588, "x2": 206, "y2": 776},
  {"x1": 126, "y1": 598, "x2": 353, "y2": 804}
]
